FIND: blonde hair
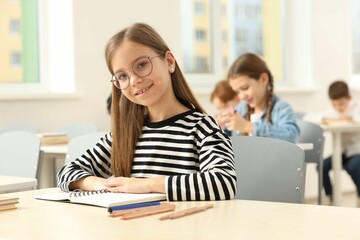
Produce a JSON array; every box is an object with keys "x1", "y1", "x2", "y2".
[
  {"x1": 227, "y1": 52, "x2": 274, "y2": 125},
  {"x1": 105, "y1": 23, "x2": 205, "y2": 177}
]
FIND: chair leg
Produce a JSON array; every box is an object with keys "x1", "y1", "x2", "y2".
[{"x1": 318, "y1": 159, "x2": 323, "y2": 205}]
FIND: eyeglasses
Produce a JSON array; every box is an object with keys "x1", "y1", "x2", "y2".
[{"x1": 110, "y1": 54, "x2": 161, "y2": 90}]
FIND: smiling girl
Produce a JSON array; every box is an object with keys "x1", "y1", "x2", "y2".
[
  {"x1": 222, "y1": 53, "x2": 300, "y2": 143},
  {"x1": 57, "y1": 23, "x2": 236, "y2": 201}
]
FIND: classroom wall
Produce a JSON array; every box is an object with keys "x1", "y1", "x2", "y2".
[
  {"x1": 0, "y1": 0, "x2": 357, "y2": 198},
  {"x1": 0, "y1": 0, "x2": 182, "y2": 132}
]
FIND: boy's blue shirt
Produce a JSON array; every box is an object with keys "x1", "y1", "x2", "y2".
[{"x1": 234, "y1": 95, "x2": 300, "y2": 143}]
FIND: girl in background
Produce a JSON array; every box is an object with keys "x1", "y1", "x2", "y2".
[
  {"x1": 57, "y1": 23, "x2": 236, "y2": 201},
  {"x1": 222, "y1": 53, "x2": 299, "y2": 143}
]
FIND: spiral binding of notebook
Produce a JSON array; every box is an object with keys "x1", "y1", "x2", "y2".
[{"x1": 70, "y1": 189, "x2": 109, "y2": 198}]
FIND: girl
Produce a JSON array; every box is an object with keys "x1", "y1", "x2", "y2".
[
  {"x1": 222, "y1": 53, "x2": 299, "y2": 143},
  {"x1": 57, "y1": 23, "x2": 236, "y2": 201}
]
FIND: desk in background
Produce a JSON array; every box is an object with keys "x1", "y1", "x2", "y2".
[
  {"x1": 297, "y1": 143, "x2": 313, "y2": 151},
  {"x1": 322, "y1": 123, "x2": 360, "y2": 206},
  {"x1": 38, "y1": 144, "x2": 68, "y2": 188},
  {"x1": 0, "y1": 176, "x2": 37, "y2": 193},
  {"x1": 1, "y1": 188, "x2": 359, "y2": 240}
]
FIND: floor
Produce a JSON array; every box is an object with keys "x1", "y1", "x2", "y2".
[{"x1": 305, "y1": 191, "x2": 359, "y2": 208}]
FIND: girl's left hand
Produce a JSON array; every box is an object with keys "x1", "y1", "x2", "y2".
[
  {"x1": 104, "y1": 177, "x2": 166, "y2": 194},
  {"x1": 224, "y1": 112, "x2": 253, "y2": 134}
]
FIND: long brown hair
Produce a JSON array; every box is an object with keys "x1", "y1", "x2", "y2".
[
  {"x1": 227, "y1": 53, "x2": 274, "y2": 125},
  {"x1": 105, "y1": 23, "x2": 205, "y2": 177}
]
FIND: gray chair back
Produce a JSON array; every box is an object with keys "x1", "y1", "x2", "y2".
[
  {"x1": 0, "y1": 131, "x2": 41, "y2": 178},
  {"x1": 297, "y1": 120, "x2": 325, "y2": 204},
  {"x1": 231, "y1": 136, "x2": 306, "y2": 204},
  {"x1": 1, "y1": 123, "x2": 38, "y2": 133},
  {"x1": 65, "y1": 131, "x2": 107, "y2": 165},
  {"x1": 55, "y1": 122, "x2": 97, "y2": 139}
]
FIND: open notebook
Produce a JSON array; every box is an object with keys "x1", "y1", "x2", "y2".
[{"x1": 35, "y1": 189, "x2": 166, "y2": 208}]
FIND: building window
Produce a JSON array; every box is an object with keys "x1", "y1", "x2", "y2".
[
  {"x1": 194, "y1": 2, "x2": 206, "y2": 15},
  {"x1": 195, "y1": 57, "x2": 209, "y2": 73},
  {"x1": 10, "y1": 52, "x2": 21, "y2": 69},
  {"x1": 9, "y1": 19, "x2": 20, "y2": 34},
  {"x1": 195, "y1": 29, "x2": 207, "y2": 42}
]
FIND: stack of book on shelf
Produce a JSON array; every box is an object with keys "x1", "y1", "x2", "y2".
[
  {"x1": 0, "y1": 195, "x2": 19, "y2": 211},
  {"x1": 37, "y1": 132, "x2": 69, "y2": 145}
]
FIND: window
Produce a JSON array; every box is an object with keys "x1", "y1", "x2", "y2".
[
  {"x1": 10, "y1": 52, "x2": 21, "y2": 69},
  {"x1": 350, "y1": 0, "x2": 360, "y2": 88},
  {"x1": 181, "y1": 0, "x2": 313, "y2": 92},
  {"x1": 0, "y1": 0, "x2": 75, "y2": 97},
  {"x1": 0, "y1": 0, "x2": 39, "y2": 85},
  {"x1": 195, "y1": 2, "x2": 206, "y2": 15},
  {"x1": 195, "y1": 29, "x2": 207, "y2": 42},
  {"x1": 195, "y1": 57, "x2": 209, "y2": 72},
  {"x1": 9, "y1": 19, "x2": 20, "y2": 34}
]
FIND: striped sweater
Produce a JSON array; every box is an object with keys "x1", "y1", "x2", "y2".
[{"x1": 57, "y1": 110, "x2": 237, "y2": 201}]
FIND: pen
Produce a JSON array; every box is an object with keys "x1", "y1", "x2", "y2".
[
  {"x1": 109, "y1": 203, "x2": 174, "y2": 217},
  {"x1": 107, "y1": 201, "x2": 161, "y2": 213},
  {"x1": 159, "y1": 204, "x2": 214, "y2": 220}
]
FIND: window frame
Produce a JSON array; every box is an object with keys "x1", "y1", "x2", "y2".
[
  {"x1": 181, "y1": 0, "x2": 315, "y2": 94},
  {"x1": 0, "y1": 0, "x2": 76, "y2": 99}
]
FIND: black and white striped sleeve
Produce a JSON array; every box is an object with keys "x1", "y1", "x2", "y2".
[
  {"x1": 57, "y1": 133, "x2": 113, "y2": 192},
  {"x1": 166, "y1": 116, "x2": 237, "y2": 201}
]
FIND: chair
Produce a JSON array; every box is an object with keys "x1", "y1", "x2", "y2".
[
  {"x1": 231, "y1": 136, "x2": 306, "y2": 204},
  {"x1": 55, "y1": 122, "x2": 97, "y2": 139},
  {"x1": 65, "y1": 131, "x2": 107, "y2": 165},
  {"x1": 1, "y1": 123, "x2": 38, "y2": 133},
  {"x1": 297, "y1": 120, "x2": 325, "y2": 204},
  {"x1": 0, "y1": 131, "x2": 40, "y2": 191},
  {"x1": 294, "y1": 112, "x2": 305, "y2": 120}
]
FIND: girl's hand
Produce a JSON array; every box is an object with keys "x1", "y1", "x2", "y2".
[
  {"x1": 215, "y1": 107, "x2": 236, "y2": 128},
  {"x1": 339, "y1": 114, "x2": 354, "y2": 122},
  {"x1": 104, "y1": 177, "x2": 166, "y2": 194},
  {"x1": 223, "y1": 112, "x2": 253, "y2": 134}
]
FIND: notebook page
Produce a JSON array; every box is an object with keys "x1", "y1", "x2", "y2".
[{"x1": 69, "y1": 192, "x2": 166, "y2": 208}]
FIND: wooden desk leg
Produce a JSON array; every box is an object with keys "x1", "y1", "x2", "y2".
[{"x1": 332, "y1": 132, "x2": 342, "y2": 206}]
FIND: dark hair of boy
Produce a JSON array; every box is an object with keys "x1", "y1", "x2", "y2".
[{"x1": 328, "y1": 80, "x2": 350, "y2": 100}]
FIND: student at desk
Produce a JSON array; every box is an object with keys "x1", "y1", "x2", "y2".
[
  {"x1": 57, "y1": 23, "x2": 236, "y2": 201},
  {"x1": 220, "y1": 53, "x2": 300, "y2": 143},
  {"x1": 316, "y1": 80, "x2": 360, "y2": 206},
  {"x1": 210, "y1": 80, "x2": 241, "y2": 136}
]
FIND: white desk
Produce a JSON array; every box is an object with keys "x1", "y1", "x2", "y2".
[
  {"x1": 0, "y1": 176, "x2": 37, "y2": 193},
  {"x1": 297, "y1": 143, "x2": 313, "y2": 151},
  {"x1": 40, "y1": 144, "x2": 68, "y2": 155},
  {"x1": 322, "y1": 123, "x2": 360, "y2": 206},
  {"x1": 1, "y1": 188, "x2": 360, "y2": 239}
]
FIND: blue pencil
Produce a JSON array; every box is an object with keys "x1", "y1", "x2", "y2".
[{"x1": 107, "y1": 201, "x2": 161, "y2": 213}]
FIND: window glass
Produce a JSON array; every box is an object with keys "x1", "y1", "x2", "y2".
[
  {"x1": 0, "y1": 0, "x2": 75, "y2": 96},
  {"x1": 0, "y1": 0, "x2": 39, "y2": 84},
  {"x1": 181, "y1": 0, "x2": 284, "y2": 89},
  {"x1": 352, "y1": 0, "x2": 360, "y2": 74}
]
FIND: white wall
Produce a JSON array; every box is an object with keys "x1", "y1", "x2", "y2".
[
  {"x1": 0, "y1": 0, "x2": 357, "y2": 199},
  {"x1": 0, "y1": 0, "x2": 182, "y2": 132}
]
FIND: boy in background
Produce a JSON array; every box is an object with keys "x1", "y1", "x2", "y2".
[
  {"x1": 210, "y1": 80, "x2": 240, "y2": 136},
  {"x1": 321, "y1": 80, "x2": 360, "y2": 207}
]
